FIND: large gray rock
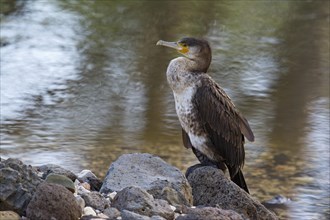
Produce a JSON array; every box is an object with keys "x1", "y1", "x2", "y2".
[
  {"x1": 176, "y1": 206, "x2": 243, "y2": 220},
  {"x1": 0, "y1": 158, "x2": 42, "y2": 215},
  {"x1": 112, "y1": 186, "x2": 174, "y2": 220},
  {"x1": 186, "y1": 165, "x2": 278, "y2": 220},
  {"x1": 26, "y1": 182, "x2": 82, "y2": 220},
  {"x1": 100, "y1": 153, "x2": 192, "y2": 206}
]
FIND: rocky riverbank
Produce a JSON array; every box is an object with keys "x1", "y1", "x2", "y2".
[{"x1": 0, "y1": 153, "x2": 278, "y2": 220}]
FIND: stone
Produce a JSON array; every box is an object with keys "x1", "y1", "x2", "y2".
[
  {"x1": 103, "y1": 207, "x2": 121, "y2": 219},
  {"x1": 0, "y1": 211, "x2": 20, "y2": 220},
  {"x1": 121, "y1": 211, "x2": 166, "y2": 220},
  {"x1": 82, "y1": 182, "x2": 91, "y2": 190},
  {"x1": 78, "y1": 184, "x2": 91, "y2": 195},
  {"x1": 121, "y1": 210, "x2": 150, "y2": 220},
  {"x1": 45, "y1": 173, "x2": 75, "y2": 193},
  {"x1": 80, "y1": 215, "x2": 107, "y2": 220},
  {"x1": 83, "y1": 206, "x2": 97, "y2": 216},
  {"x1": 112, "y1": 186, "x2": 174, "y2": 220},
  {"x1": 75, "y1": 195, "x2": 86, "y2": 211},
  {"x1": 100, "y1": 153, "x2": 192, "y2": 206},
  {"x1": 176, "y1": 206, "x2": 243, "y2": 220},
  {"x1": 147, "y1": 180, "x2": 190, "y2": 206},
  {"x1": 97, "y1": 213, "x2": 109, "y2": 218},
  {"x1": 81, "y1": 191, "x2": 110, "y2": 211},
  {"x1": 108, "y1": 192, "x2": 117, "y2": 201},
  {"x1": 83, "y1": 216, "x2": 107, "y2": 220},
  {"x1": 26, "y1": 182, "x2": 82, "y2": 220},
  {"x1": 186, "y1": 165, "x2": 278, "y2": 220},
  {"x1": 37, "y1": 164, "x2": 77, "y2": 181},
  {"x1": 151, "y1": 215, "x2": 167, "y2": 220},
  {"x1": 78, "y1": 170, "x2": 98, "y2": 182},
  {"x1": 0, "y1": 158, "x2": 42, "y2": 215},
  {"x1": 77, "y1": 170, "x2": 103, "y2": 191}
]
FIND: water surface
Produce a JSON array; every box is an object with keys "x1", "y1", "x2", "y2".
[{"x1": 1, "y1": 1, "x2": 329, "y2": 219}]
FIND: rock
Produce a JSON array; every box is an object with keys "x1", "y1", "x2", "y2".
[
  {"x1": 45, "y1": 173, "x2": 75, "y2": 193},
  {"x1": 151, "y1": 215, "x2": 167, "y2": 220},
  {"x1": 0, "y1": 158, "x2": 42, "y2": 215},
  {"x1": 121, "y1": 210, "x2": 150, "y2": 220},
  {"x1": 100, "y1": 153, "x2": 192, "y2": 206},
  {"x1": 82, "y1": 182, "x2": 91, "y2": 190},
  {"x1": 97, "y1": 213, "x2": 109, "y2": 218},
  {"x1": 262, "y1": 194, "x2": 291, "y2": 209},
  {"x1": 77, "y1": 170, "x2": 103, "y2": 191},
  {"x1": 37, "y1": 164, "x2": 77, "y2": 181},
  {"x1": 103, "y1": 207, "x2": 121, "y2": 219},
  {"x1": 75, "y1": 195, "x2": 86, "y2": 211},
  {"x1": 112, "y1": 186, "x2": 174, "y2": 220},
  {"x1": 26, "y1": 182, "x2": 82, "y2": 220},
  {"x1": 80, "y1": 216, "x2": 101, "y2": 220},
  {"x1": 80, "y1": 215, "x2": 108, "y2": 220},
  {"x1": 83, "y1": 206, "x2": 97, "y2": 216},
  {"x1": 108, "y1": 192, "x2": 117, "y2": 201},
  {"x1": 147, "y1": 180, "x2": 190, "y2": 206},
  {"x1": 0, "y1": 211, "x2": 20, "y2": 220},
  {"x1": 176, "y1": 206, "x2": 243, "y2": 220},
  {"x1": 81, "y1": 191, "x2": 110, "y2": 211},
  {"x1": 78, "y1": 170, "x2": 98, "y2": 182},
  {"x1": 186, "y1": 165, "x2": 278, "y2": 220},
  {"x1": 78, "y1": 184, "x2": 91, "y2": 195}
]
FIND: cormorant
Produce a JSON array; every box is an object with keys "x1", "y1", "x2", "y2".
[{"x1": 157, "y1": 37, "x2": 254, "y2": 193}]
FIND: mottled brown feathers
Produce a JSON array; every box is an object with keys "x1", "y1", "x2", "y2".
[{"x1": 192, "y1": 76, "x2": 254, "y2": 175}]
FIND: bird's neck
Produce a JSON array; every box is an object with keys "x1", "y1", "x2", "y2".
[
  {"x1": 166, "y1": 57, "x2": 202, "y2": 93},
  {"x1": 170, "y1": 56, "x2": 209, "y2": 73}
]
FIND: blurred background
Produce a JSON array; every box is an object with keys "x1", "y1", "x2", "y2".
[{"x1": 0, "y1": 0, "x2": 329, "y2": 219}]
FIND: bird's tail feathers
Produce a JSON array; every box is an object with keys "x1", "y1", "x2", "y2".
[{"x1": 230, "y1": 169, "x2": 249, "y2": 194}]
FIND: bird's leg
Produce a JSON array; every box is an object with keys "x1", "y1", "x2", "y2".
[
  {"x1": 186, "y1": 147, "x2": 227, "y2": 178},
  {"x1": 192, "y1": 147, "x2": 218, "y2": 167}
]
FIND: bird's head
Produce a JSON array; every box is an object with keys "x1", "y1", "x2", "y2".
[{"x1": 157, "y1": 37, "x2": 212, "y2": 73}]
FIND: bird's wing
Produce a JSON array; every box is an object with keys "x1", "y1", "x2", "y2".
[
  {"x1": 182, "y1": 128, "x2": 193, "y2": 149},
  {"x1": 192, "y1": 76, "x2": 254, "y2": 169}
]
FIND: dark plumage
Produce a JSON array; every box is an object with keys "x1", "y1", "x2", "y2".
[{"x1": 157, "y1": 37, "x2": 254, "y2": 193}]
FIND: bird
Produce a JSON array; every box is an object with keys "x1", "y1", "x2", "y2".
[{"x1": 156, "y1": 37, "x2": 254, "y2": 193}]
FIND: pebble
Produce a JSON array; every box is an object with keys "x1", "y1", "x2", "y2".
[
  {"x1": 78, "y1": 185, "x2": 91, "y2": 195},
  {"x1": 75, "y1": 194, "x2": 86, "y2": 211},
  {"x1": 83, "y1": 206, "x2": 97, "y2": 216},
  {"x1": 45, "y1": 174, "x2": 76, "y2": 193},
  {"x1": 0, "y1": 211, "x2": 20, "y2": 220},
  {"x1": 78, "y1": 170, "x2": 98, "y2": 181},
  {"x1": 108, "y1": 191, "x2": 117, "y2": 200},
  {"x1": 82, "y1": 182, "x2": 91, "y2": 190},
  {"x1": 97, "y1": 213, "x2": 109, "y2": 218}
]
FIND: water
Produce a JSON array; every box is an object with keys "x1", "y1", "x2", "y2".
[{"x1": 1, "y1": 1, "x2": 329, "y2": 219}]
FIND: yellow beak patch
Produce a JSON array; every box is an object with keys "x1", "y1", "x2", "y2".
[{"x1": 179, "y1": 45, "x2": 189, "y2": 54}]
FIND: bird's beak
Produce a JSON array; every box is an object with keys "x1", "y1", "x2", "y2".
[{"x1": 156, "y1": 40, "x2": 181, "y2": 50}]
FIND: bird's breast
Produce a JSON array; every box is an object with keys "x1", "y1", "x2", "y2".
[
  {"x1": 173, "y1": 86, "x2": 201, "y2": 135},
  {"x1": 173, "y1": 87, "x2": 217, "y2": 160}
]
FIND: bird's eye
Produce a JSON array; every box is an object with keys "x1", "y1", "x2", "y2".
[{"x1": 180, "y1": 43, "x2": 187, "y2": 47}]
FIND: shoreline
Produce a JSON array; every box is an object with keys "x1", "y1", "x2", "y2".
[{"x1": 0, "y1": 153, "x2": 278, "y2": 220}]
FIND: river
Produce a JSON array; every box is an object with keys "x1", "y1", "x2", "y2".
[{"x1": 1, "y1": 1, "x2": 329, "y2": 219}]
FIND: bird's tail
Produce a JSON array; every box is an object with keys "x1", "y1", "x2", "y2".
[{"x1": 230, "y1": 168, "x2": 249, "y2": 194}]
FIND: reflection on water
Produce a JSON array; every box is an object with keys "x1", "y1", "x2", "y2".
[{"x1": 1, "y1": 1, "x2": 329, "y2": 219}]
